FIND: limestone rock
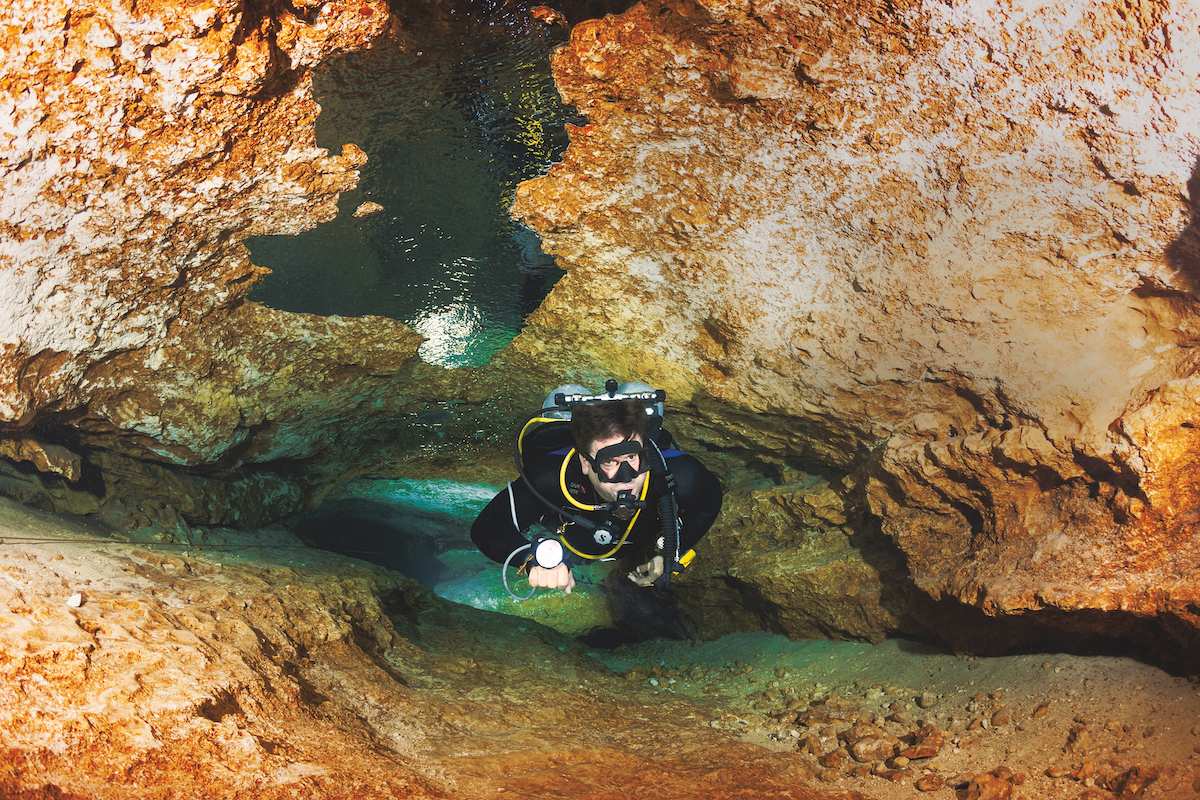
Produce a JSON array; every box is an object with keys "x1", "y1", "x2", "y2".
[
  {"x1": 0, "y1": 498, "x2": 872, "y2": 800},
  {"x1": 510, "y1": 0, "x2": 1200, "y2": 642},
  {"x1": 0, "y1": 0, "x2": 388, "y2": 427}
]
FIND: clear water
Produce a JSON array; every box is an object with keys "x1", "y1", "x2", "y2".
[{"x1": 247, "y1": 7, "x2": 576, "y2": 367}]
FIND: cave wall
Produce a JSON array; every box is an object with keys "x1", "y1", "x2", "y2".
[
  {"x1": 2, "y1": 0, "x2": 1199, "y2": 656},
  {"x1": 0, "y1": 0, "x2": 509, "y2": 527},
  {"x1": 1, "y1": 0, "x2": 386, "y2": 423},
  {"x1": 509, "y1": 0, "x2": 1200, "y2": 635}
]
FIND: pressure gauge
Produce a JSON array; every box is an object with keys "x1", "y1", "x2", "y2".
[{"x1": 533, "y1": 537, "x2": 565, "y2": 570}]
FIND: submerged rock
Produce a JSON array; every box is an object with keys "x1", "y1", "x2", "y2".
[{"x1": 510, "y1": 0, "x2": 1200, "y2": 659}]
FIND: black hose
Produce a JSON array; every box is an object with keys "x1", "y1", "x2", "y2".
[{"x1": 648, "y1": 439, "x2": 680, "y2": 588}]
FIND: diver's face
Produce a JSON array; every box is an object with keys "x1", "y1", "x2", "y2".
[{"x1": 580, "y1": 433, "x2": 646, "y2": 503}]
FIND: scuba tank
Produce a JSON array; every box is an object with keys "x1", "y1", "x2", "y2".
[{"x1": 504, "y1": 379, "x2": 683, "y2": 596}]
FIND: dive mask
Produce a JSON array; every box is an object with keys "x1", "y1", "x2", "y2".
[{"x1": 582, "y1": 440, "x2": 648, "y2": 484}]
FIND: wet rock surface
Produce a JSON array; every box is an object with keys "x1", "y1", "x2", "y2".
[
  {"x1": 0, "y1": 499, "x2": 865, "y2": 799},
  {"x1": 510, "y1": 0, "x2": 1200, "y2": 651},
  {"x1": 599, "y1": 631, "x2": 1200, "y2": 800},
  {"x1": 5, "y1": 496, "x2": 1200, "y2": 799},
  {"x1": 2, "y1": 0, "x2": 1200, "y2": 790}
]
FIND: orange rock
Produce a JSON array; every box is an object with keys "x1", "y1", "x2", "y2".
[
  {"x1": 898, "y1": 724, "x2": 945, "y2": 760},
  {"x1": 530, "y1": 6, "x2": 568, "y2": 26},
  {"x1": 915, "y1": 773, "x2": 945, "y2": 792},
  {"x1": 965, "y1": 773, "x2": 1013, "y2": 800}
]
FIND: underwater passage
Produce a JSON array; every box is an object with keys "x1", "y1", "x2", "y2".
[{"x1": 247, "y1": 4, "x2": 575, "y2": 367}]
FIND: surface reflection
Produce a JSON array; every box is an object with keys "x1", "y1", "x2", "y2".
[{"x1": 247, "y1": 3, "x2": 575, "y2": 367}]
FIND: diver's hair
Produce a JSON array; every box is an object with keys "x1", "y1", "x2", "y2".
[{"x1": 571, "y1": 399, "x2": 650, "y2": 454}]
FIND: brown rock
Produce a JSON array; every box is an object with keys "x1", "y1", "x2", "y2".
[
  {"x1": 0, "y1": 502, "x2": 908, "y2": 798},
  {"x1": 1109, "y1": 764, "x2": 1161, "y2": 800},
  {"x1": 1067, "y1": 723, "x2": 1094, "y2": 753},
  {"x1": 797, "y1": 734, "x2": 822, "y2": 756},
  {"x1": 965, "y1": 773, "x2": 1014, "y2": 800},
  {"x1": 898, "y1": 723, "x2": 945, "y2": 760},
  {"x1": 915, "y1": 773, "x2": 945, "y2": 792}
]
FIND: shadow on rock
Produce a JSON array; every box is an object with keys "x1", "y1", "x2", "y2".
[
  {"x1": 579, "y1": 559, "x2": 699, "y2": 648},
  {"x1": 288, "y1": 498, "x2": 449, "y2": 588}
]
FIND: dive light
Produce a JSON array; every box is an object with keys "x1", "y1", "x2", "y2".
[{"x1": 532, "y1": 537, "x2": 565, "y2": 570}]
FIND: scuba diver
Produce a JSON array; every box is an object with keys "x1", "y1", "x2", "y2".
[{"x1": 470, "y1": 380, "x2": 723, "y2": 598}]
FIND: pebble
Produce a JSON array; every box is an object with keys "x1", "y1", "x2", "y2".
[
  {"x1": 914, "y1": 773, "x2": 944, "y2": 792},
  {"x1": 916, "y1": 691, "x2": 937, "y2": 709},
  {"x1": 66, "y1": 593, "x2": 85, "y2": 608}
]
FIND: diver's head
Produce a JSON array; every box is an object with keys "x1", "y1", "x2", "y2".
[{"x1": 572, "y1": 400, "x2": 650, "y2": 501}]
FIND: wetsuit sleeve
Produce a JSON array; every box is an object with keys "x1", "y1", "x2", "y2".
[
  {"x1": 669, "y1": 454, "x2": 724, "y2": 553},
  {"x1": 470, "y1": 478, "x2": 552, "y2": 565}
]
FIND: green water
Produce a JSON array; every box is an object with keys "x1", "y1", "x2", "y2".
[{"x1": 247, "y1": 5, "x2": 575, "y2": 367}]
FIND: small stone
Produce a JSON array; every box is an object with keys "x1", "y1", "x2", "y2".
[
  {"x1": 1067, "y1": 724, "x2": 1093, "y2": 753},
  {"x1": 849, "y1": 736, "x2": 895, "y2": 763},
  {"x1": 1031, "y1": 699, "x2": 1051, "y2": 718},
  {"x1": 897, "y1": 723, "x2": 945, "y2": 759},
  {"x1": 353, "y1": 201, "x2": 384, "y2": 217},
  {"x1": 916, "y1": 691, "x2": 937, "y2": 709},
  {"x1": 66, "y1": 592, "x2": 85, "y2": 608},
  {"x1": 915, "y1": 773, "x2": 945, "y2": 792},
  {"x1": 991, "y1": 709, "x2": 1011, "y2": 727},
  {"x1": 965, "y1": 773, "x2": 1013, "y2": 800}
]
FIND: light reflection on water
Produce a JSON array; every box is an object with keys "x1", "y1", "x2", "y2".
[{"x1": 247, "y1": 5, "x2": 575, "y2": 367}]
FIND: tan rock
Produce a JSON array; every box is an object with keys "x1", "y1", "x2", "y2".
[
  {"x1": 510, "y1": 0, "x2": 1200, "y2": 649},
  {"x1": 965, "y1": 773, "x2": 1013, "y2": 800}
]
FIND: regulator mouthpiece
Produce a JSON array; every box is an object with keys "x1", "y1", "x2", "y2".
[{"x1": 609, "y1": 490, "x2": 643, "y2": 520}]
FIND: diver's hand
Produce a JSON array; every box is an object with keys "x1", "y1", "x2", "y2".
[
  {"x1": 627, "y1": 555, "x2": 664, "y2": 587},
  {"x1": 528, "y1": 563, "x2": 575, "y2": 594}
]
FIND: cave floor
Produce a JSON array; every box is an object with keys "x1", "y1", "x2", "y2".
[
  {"x1": 1, "y1": 497, "x2": 1197, "y2": 799},
  {"x1": 595, "y1": 633, "x2": 1200, "y2": 799}
]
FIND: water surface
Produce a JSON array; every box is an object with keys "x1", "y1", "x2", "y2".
[{"x1": 248, "y1": 7, "x2": 575, "y2": 366}]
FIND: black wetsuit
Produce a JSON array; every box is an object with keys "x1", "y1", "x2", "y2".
[{"x1": 471, "y1": 444, "x2": 723, "y2": 570}]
